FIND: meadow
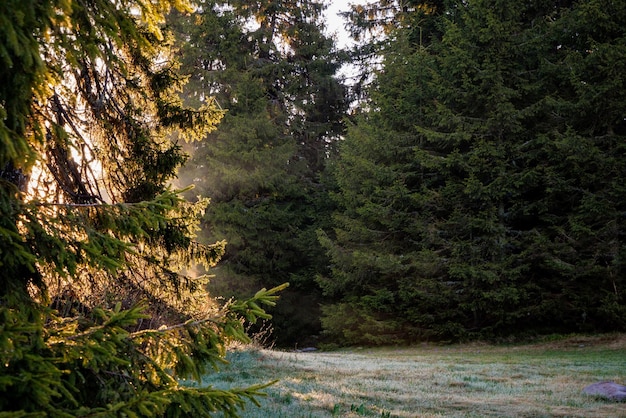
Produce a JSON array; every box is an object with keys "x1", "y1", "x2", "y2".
[{"x1": 193, "y1": 334, "x2": 626, "y2": 417}]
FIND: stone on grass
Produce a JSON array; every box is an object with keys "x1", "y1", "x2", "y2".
[{"x1": 582, "y1": 381, "x2": 626, "y2": 401}]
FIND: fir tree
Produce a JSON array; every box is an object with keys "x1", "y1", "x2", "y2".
[
  {"x1": 170, "y1": 0, "x2": 346, "y2": 346},
  {"x1": 0, "y1": 0, "x2": 285, "y2": 415},
  {"x1": 321, "y1": 0, "x2": 626, "y2": 344}
]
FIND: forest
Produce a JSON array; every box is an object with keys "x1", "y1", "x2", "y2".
[
  {"x1": 173, "y1": 0, "x2": 626, "y2": 346},
  {"x1": 0, "y1": 0, "x2": 625, "y2": 416}
]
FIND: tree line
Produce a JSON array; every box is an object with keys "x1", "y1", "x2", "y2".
[{"x1": 171, "y1": 0, "x2": 626, "y2": 346}]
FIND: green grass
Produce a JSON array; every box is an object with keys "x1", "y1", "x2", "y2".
[{"x1": 194, "y1": 334, "x2": 626, "y2": 417}]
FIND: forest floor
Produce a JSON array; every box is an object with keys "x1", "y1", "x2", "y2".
[{"x1": 193, "y1": 334, "x2": 626, "y2": 417}]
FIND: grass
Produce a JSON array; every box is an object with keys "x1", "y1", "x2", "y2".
[{"x1": 191, "y1": 334, "x2": 626, "y2": 417}]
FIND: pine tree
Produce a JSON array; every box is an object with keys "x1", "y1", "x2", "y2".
[
  {"x1": 0, "y1": 0, "x2": 285, "y2": 415},
  {"x1": 170, "y1": 0, "x2": 346, "y2": 346},
  {"x1": 321, "y1": 0, "x2": 626, "y2": 344}
]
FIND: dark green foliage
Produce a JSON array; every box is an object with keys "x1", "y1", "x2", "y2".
[
  {"x1": 171, "y1": 0, "x2": 346, "y2": 346},
  {"x1": 321, "y1": 0, "x2": 626, "y2": 344}
]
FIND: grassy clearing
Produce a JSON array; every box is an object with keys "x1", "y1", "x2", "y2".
[{"x1": 190, "y1": 334, "x2": 626, "y2": 417}]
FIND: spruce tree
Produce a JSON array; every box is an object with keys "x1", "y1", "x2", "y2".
[
  {"x1": 0, "y1": 0, "x2": 284, "y2": 415},
  {"x1": 170, "y1": 0, "x2": 346, "y2": 346},
  {"x1": 321, "y1": 0, "x2": 626, "y2": 344}
]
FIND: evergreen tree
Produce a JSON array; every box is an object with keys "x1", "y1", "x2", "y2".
[
  {"x1": 321, "y1": 0, "x2": 626, "y2": 344},
  {"x1": 170, "y1": 0, "x2": 346, "y2": 346},
  {"x1": 0, "y1": 0, "x2": 285, "y2": 415}
]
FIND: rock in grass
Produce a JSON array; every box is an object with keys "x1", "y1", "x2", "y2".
[{"x1": 582, "y1": 381, "x2": 626, "y2": 401}]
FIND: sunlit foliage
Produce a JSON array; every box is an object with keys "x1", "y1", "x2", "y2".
[{"x1": 0, "y1": 0, "x2": 285, "y2": 415}]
